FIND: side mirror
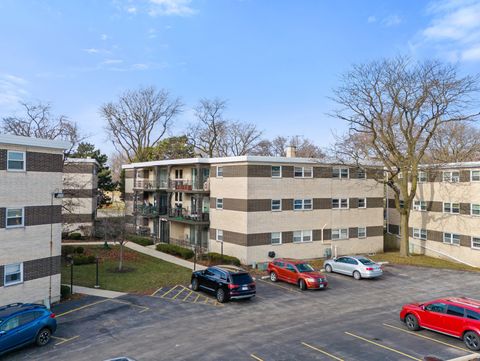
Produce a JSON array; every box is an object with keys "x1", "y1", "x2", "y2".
[
  {"x1": 420, "y1": 304, "x2": 426, "y2": 310},
  {"x1": 0, "y1": 331, "x2": 6, "y2": 336}
]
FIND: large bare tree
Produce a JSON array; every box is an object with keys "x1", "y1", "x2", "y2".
[
  {"x1": 332, "y1": 56, "x2": 479, "y2": 257},
  {"x1": 252, "y1": 135, "x2": 325, "y2": 158},
  {"x1": 218, "y1": 121, "x2": 263, "y2": 156},
  {"x1": 101, "y1": 86, "x2": 183, "y2": 162},
  {"x1": 2, "y1": 101, "x2": 81, "y2": 154}
]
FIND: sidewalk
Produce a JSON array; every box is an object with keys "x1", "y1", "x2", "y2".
[{"x1": 63, "y1": 284, "x2": 126, "y2": 298}]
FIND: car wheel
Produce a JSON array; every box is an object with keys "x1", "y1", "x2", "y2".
[
  {"x1": 405, "y1": 314, "x2": 420, "y2": 331},
  {"x1": 464, "y1": 331, "x2": 480, "y2": 351},
  {"x1": 353, "y1": 271, "x2": 361, "y2": 280},
  {"x1": 325, "y1": 264, "x2": 332, "y2": 273},
  {"x1": 191, "y1": 278, "x2": 199, "y2": 291},
  {"x1": 36, "y1": 328, "x2": 51, "y2": 347},
  {"x1": 299, "y1": 279, "x2": 307, "y2": 291},
  {"x1": 270, "y1": 271, "x2": 278, "y2": 282},
  {"x1": 216, "y1": 288, "x2": 227, "y2": 303}
]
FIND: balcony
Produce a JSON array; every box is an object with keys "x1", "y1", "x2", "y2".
[
  {"x1": 133, "y1": 179, "x2": 169, "y2": 190},
  {"x1": 134, "y1": 205, "x2": 167, "y2": 217},
  {"x1": 169, "y1": 178, "x2": 210, "y2": 192},
  {"x1": 167, "y1": 207, "x2": 210, "y2": 224}
]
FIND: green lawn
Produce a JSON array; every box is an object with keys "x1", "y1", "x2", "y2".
[{"x1": 61, "y1": 246, "x2": 192, "y2": 294}]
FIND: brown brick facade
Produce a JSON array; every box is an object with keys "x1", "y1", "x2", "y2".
[
  {"x1": 63, "y1": 189, "x2": 96, "y2": 198},
  {"x1": 0, "y1": 256, "x2": 61, "y2": 287},
  {"x1": 0, "y1": 149, "x2": 6, "y2": 170},
  {"x1": 26, "y1": 152, "x2": 63, "y2": 172},
  {"x1": 0, "y1": 205, "x2": 62, "y2": 228},
  {"x1": 62, "y1": 213, "x2": 95, "y2": 223},
  {"x1": 63, "y1": 163, "x2": 95, "y2": 174}
]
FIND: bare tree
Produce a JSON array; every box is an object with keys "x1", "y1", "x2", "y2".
[
  {"x1": 109, "y1": 152, "x2": 129, "y2": 184},
  {"x1": 252, "y1": 135, "x2": 325, "y2": 158},
  {"x1": 101, "y1": 86, "x2": 183, "y2": 162},
  {"x1": 218, "y1": 121, "x2": 263, "y2": 156},
  {"x1": 332, "y1": 56, "x2": 479, "y2": 257},
  {"x1": 2, "y1": 101, "x2": 82, "y2": 154},
  {"x1": 102, "y1": 216, "x2": 129, "y2": 272}
]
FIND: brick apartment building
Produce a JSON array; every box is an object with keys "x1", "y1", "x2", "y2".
[
  {"x1": 0, "y1": 134, "x2": 70, "y2": 306},
  {"x1": 123, "y1": 152, "x2": 385, "y2": 265},
  {"x1": 387, "y1": 162, "x2": 480, "y2": 268}
]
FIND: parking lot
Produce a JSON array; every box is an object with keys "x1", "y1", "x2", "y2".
[{"x1": 5, "y1": 264, "x2": 480, "y2": 361}]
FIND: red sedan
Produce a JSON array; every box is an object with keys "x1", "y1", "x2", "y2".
[
  {"x1": 267, "y1": 258, "x2": 328, "y2": 291},
  {"x1": 400, "y1": 297, "x2": 480, "y2": 351}
]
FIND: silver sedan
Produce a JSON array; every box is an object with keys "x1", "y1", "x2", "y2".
[{"x1": 324, "y1": 255, "x2": 383, "y2": 280}]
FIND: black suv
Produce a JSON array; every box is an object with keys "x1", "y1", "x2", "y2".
[{"x1": 191, "y1": 265, "x2": 256, "y2": 303}]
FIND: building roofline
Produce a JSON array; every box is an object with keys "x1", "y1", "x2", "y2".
[
  {"x1": 420, "y1": 161, "x2": 480, "y2": 169},
  {"x1": 65, "y1": 157, "x2": 100, "y2": 166},
  {"x1": 0, "y1": 134, "x2": 71, "y2": 150}
]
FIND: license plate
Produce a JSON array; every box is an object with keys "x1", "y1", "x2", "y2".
[
  {"x1": 319, "y1": 284, "x2": 324, "y2": 288},
  {"x1": 242, "y1": 286, "x2": 248, "y2": 291}
]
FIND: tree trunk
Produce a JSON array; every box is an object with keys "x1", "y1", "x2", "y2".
[
  {"x1": 399, "y1": 212, "x2": 410, "y2": 257},
  {"x1": 119, "y1": 243, "x2": 124, "y2": 271}
]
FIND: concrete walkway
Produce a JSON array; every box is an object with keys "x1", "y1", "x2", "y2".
[{"x1": 63, "y1": 284, "x2": 127, "y2": 298}]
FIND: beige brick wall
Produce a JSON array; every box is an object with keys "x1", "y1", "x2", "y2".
[
  {"x1": 0, "y1": 274, "x2": 61, "y2": 306},
  {"x1": 410, "y1": 239, "x2": 480, "y2": 267}
]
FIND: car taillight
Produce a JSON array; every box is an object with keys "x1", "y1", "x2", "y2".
[
  {"x1": 228, "y1": 284, "x2": 239, "y2": 289},
  {"x1": 49, "y1": 313, "x2": 56, "y2": 318},
  {"x1": 366, "y1": 267, "x2": 374, "y2": 271}
]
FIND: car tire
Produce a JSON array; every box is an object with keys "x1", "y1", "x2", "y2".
[
  {"x1": 270, "y1": 271, "x2": 278, "y2": 282},
  {"x1": 299, "y1": 279, "x2": 307, "y2": 291},
  {"x1": 35, "y1": 328, "x2": 51, "y2": 347},
  {"x1": 405, "y1": 314, "x2": 420, "y2": 331},
  {"x1": 353, "y1": 271, "x2": 361, "y2": 280},
  {"x1": 216, "y1": 288, "x2": 227, "y2": 303},
  {"x1": 325, "y1": 264, "x2": 332, "y2": 273},
  {"x1": 464, "y1": 331, "x2": 480, "y2": 351},
  {"x1": 191, "y1": 278, "x2": 199, "y2": 291}
]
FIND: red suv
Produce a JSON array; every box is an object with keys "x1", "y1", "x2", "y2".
[
  {"x1": 400, "y1": 297, "x2": 480, "y2": 351},
  {"x1": 267, "y1": 258, "x2": 328, "y2": 290}
]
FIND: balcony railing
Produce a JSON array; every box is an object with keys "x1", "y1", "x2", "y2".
[
  {"x1": 134, "y1": 179, "x2": 169, "y2": 190},
  {"x1": 134, "y1": 205, "x2": 167, "y2": 217},
  {"x1": 169, "y1": 178, "x2": 210, "y2": 191},
  {"x1": 168, "y1": 207, "x2": 209, "y2": 223}
]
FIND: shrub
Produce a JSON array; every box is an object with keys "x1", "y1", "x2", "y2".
[
  {"x1": 202, "y1": 252, "x2": 241, "y2": 266},
  {"x1": 126, "y1": 234, "x2": 153, "y2": 246},
  {"x1": 75, "y1": 246, "x2": 84, "y2": 254},
  {"x1": 60, "y1": 285, "x2": 71, "y2": 299},
  {"x1": 156, "y1": 244, "x2": 194, "y2": 259},
  {"x1": 69, "y1": 232, "x2": 82, "y2": 240},
  {"x1": 62, "y1": 245, "x2": 75, "y2": 256},
  {"x1": 73, "y1": 255, "x2": 96, "y2": 265}
]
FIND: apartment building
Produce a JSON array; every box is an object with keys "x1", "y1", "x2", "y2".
[
  {"x1": 0, "y1": 134, "x2": 70, "y2": 306},
  {"x1": 387, "y1": 162, "x2": 480, "y2": 267},
  {"x1": 123, "y1": 153, "x2": 385, "y2": 265},
  {"x1": 62, "y1": 158, "x2": 99, "y2": 237}
]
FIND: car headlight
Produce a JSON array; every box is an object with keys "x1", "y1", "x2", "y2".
[{"x1": 306, "y1": 278, "x2": 315, "y2": 282}]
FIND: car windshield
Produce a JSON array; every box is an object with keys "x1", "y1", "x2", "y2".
[
  {"x1": 231, "y1": 273, "x2": 253, "y2": 284},
  {"x1": 358, "y1": 258, "x2": 375, "y2": 265},
  {"x1": 296, "y1": 263, "x2": 315, "y2": 273}
]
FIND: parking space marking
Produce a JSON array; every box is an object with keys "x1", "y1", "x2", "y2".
[
  {"x1": 56, "y1": 299, "x2": 109, "y2": 318},
  {"x1": 257, "y1": 279, "x2": 302, "y2": 293},
  {"x1": 193, "y1": 294, "x2": 201, "y2": 303},
  {"x1": 108, "y1": 299, "x2": 150, "y2": 313},
  {"x1": 250, "y1": 354, "x2": 264, "y2": 361},
  {"x1": 182, "y1": 290, "x2": 193, "y2": 301},
  {"x1": 151, "y1": 285, "x2": 224, "y2": 307},
  {"x1": 172, "y1": 287, "x2": 187, "y2": 300},
  {"x1": 151, "y1": 287, "x2": 163, "y2": 296},
  {"x1": 301, "y1": 342, "x2": 344, "y2": 361},
  {"x1": 51, "y1": 335, "x2": 80, "y2": 346},
  {"x1": 160, "y1": 284, "x2": 180, "y2": 298},
  {"x1": 345, "y1": 332, "x2": 421, "y2": 361},
  {"x1": 382, "y1": 323, "x2": 468, "y2": 352}
]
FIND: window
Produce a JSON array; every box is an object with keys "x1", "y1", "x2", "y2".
[
  {"x1": 216, "y1": 198, "x2": 223, "y2": 209},
  {"x1": 4, "y1": 263, "x2": 23, "y2": 286},
  {"x1": 466, "y1": 309, "x2": 480, "y2": 320},
  {"x1": 443, "y1": 202, "x2": 460, "y2": 214},
  {"x1": 332, "y1": 198, "x2": 349, "y2": 209},
  {"x1": 303, "y1": 199, "x2": 312, "y2": 210},
  {"x1": 294, "y1": 166, "x2": 313, "y2": 178},
  {"x1": 399, "y1": 200, "x2": 405, "y2": 209},
  {"x1": 472, "y1": 204, "x2": 480, "y2": 216},
  {"x1": 413, "y1": 200, "x2": 426, "y2": 211},
  {"x1": 293, "y1": 230, "x2": 312, "y2": 243},
  {"x1": 357, "y1": 169, "x2": 366, "y2": 179},
  {"x1": 418, "y1": 171, "x2": 427, "y2": 183},
  {"x1": 174, "y1": 192, "x2": 183, "y2": 202},
  {"x1": 174, "y1": 169, "x2": 183, "y2": 179},
  {"x1": 271, "y1": 166, "x2": 282, "y2": 178},
  {"x1": 271, "y1": 199, "x2": 281, "y2": 211},
  {"x1": 443, "y1": 171, "x2": 460, "y2": 183},
  {"x1": 7, "y1": 151, "x2": 25, "y2": 171},
  {"x1": 358, "y1": 227, "x2": 366, "y2": 239},
  {"x1": 413, "y1": 228, "x2": 427, "y2": 241},
  {"x1": 0, "y1": 316, "x2": 20, "y2": 332},
  {"x1": 472, "y1": 237, "x2": 480, "y2": 250},
  {"x1": 332, "y1": 228, "x2": 349, "y2": 240},
  {"x1": 216, "y1": 167, "x2": 223, "y2": 177},
  {"x1": 216, "y1": 229, "x2": 223, "y2": 242},
  {"x1": 294, "y1": 199, "x2": 312, "y2": 211},
  {"x1": 6, "y1": 208, "x2": 24, "y2": 228},
  {"x1": 358, "y1": 198, "x2": 366, "y2": 208},
  {"x1": 443, "y1": 232, "x2": 460, "y2": 245},
  {"x1": 471, "y1": 170, "x2": 480, "y2": 182},
  {"x1": 425, "y1": 303, "x2": 447, "y2": 313},
  {"x1": 446, "y1": 305, "x2": 465, "y2": 317},
  {"x1": 332, "y1": 167, "x2": 349, "y2": 179},
  {"x1": 271, "y1": 232, "x2": 282, "y2": 245},
  {"x1": 294, "y1": 199, "x2": 303, "y2": 210}
]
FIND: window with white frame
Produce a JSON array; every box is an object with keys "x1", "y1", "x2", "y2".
[
  {"x1": 293, "y1": 199, "x2": 312, "y2": 211},
  {"x1": 418, "y1": 171, "x2": 427, "y2": 183},
  {"x1": 294, "y1": 166, "x2": 313, "y2": 178},
  {"x1": 293, "y1": 230, "x2": 312, "y2": 243},
  {"x1": 443, "y1": 171, "x2": 460, "y2": 183},
  {"x1": 443, "y1": 232, "x2": 460, "y2": 245},
  {"x1": 471, "y1": 170, "x2": 480, "y2": 182},
  {"x1": 174, "y1": 192, "x2": 183, "y2": 202},
  {"x1": 413, "y1": 200, "x2": 426, "y2": 211},
  {"x1": 6, "y1": 208, "x2": 24, "y2": 228},
  {"x1": 358, "y1": 198, "x2": 366, "y2": 208},
  {"x1": 4, "y1": 263, "x2": 23, "y2": 286},
  {"x1": 472, "y1": 204, "x2": 480, "y2": 216},
  {"x1": 303, "y1": 199, "x2": 312, "y2": 210},
  {"x1": 332, "y1": 228, "x2": 349, "y2": 240},
  {"x1": 271, "y1": 199, "x2": 282, "y2": 211},
  {"x1": 332, "y1": 198, "x2": 349, "y2": 209},
  {"x1": 174, "y1": 169, "x2": 183, "y2": 179},
  {"x1": 356, "y1": 169, "x2": 366, "y2": 179},
  {"x1": 271, "y1": 232, "x2": 282, "y2": 245},
  {"x1": 399, "y1": 200, "x2": 405, "y2": 209},
  {"x1": 332, "y1": 167, "x2": 349, "y2": 179},
  {"x1": 216, "y1": 198, "x2": 223, "y2": 209},
  {"x1": 413, "y1": 228, "x2": 427, "y2": 240},
  {"x1": 472, "y1": 237, "x2": 480, "y2": 250},
  {"x1": 358, "y1": 227, "x2": 366, "y2": 238},
  {"x1": 216, "y1": 229, "x2": 224, "y2": 241},
  {"x1": 7, "y1": 151, "x2": 25, "y2": 171},
  {"x1": 271, "y1": 166, "x2": 282, "y2": 178},
  {"x1": 443, "y1": 202, "x2": 460, "y2": 214},
  {"x1": 216, "y1": 167, "x2": 223, "y2": 177}
]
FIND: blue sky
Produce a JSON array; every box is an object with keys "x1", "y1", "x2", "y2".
[{"x1": 1, "y1": 0, "x2": 480, "y2": 157}]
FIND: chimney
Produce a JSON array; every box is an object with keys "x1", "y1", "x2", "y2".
[{"x1": 286, "y1": 146, "x2": 297, "y2": 158}]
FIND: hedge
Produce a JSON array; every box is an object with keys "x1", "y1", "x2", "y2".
[
  {"x1": 69, "y1": 232, "x2": 82, "y2": 240},
  {"x1": 73, "y1": 255, "x2": 96, "y2": 265},
  {"x1": 202, "y1": 252, "x2": 241, "y2": 266},
  {"x1": 156, "y1": 244, "x2": 194, "y2": 259},
  {"x1": 61, "y1": 285, "x2": 71, "y2": 300},
  {"x1": 62, "y1": 245, "x2": 76, "y2": 256},
  {"x1": 126, "y1": 234, "x2": 154, "y2": 246}
]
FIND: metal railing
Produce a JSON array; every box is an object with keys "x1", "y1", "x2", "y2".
[
  {"x1": 134, "y1": 205, "x2": 167, "y2": 217},
  {"x1": 169, "y1": 178, "x2": 210, "y2": 191},
  {"x1": 134, "y1": 179, "x2": 169, "y2": 189},
  {"x1": 168, "y1": 207, "x2": 209, "y2": 222}
]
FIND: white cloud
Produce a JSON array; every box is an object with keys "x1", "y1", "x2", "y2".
[
  {"x1": 148, "y1": 0, "x2": 195, "y2": 16},
  {"x1": 382, "y1": 15, "x2": 402, "y2": 27},
  {"x1": 102, "y1": 59, "x2": 124, "y2": 65},
  {"x1": 100, "y1": 34, "x2": 109, "y2": 41},
  {"x1": 462, "y1": 44, "x2": 480, "y2": 60},
  {"x1": 83, "y1": 48, "x2": 100, "y2": 54},
  {"x1": 0, "y1": 74, "x2": 28, "y2": 109},
  {"x1": 132, "y1": 63, "x2": 149, "y2": 70},
  {"x1": 127, "y1": 6, "x2": 137, "y2": 13},
  {"x1": 367, "y1": 16, "x2": 376, "y2": 23}
]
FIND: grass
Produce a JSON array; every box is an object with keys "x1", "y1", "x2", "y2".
[{"x1": 61, "y1": 245, "x2": 192, "y2": 294}]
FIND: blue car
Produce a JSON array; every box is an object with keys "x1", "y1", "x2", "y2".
[{"x1": 0, "y1": 303, "x2": 57, "y2": 356}]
